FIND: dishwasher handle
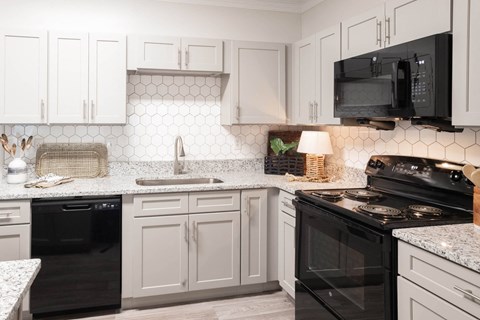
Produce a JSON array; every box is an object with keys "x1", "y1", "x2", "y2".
[{"x1": 62, "y1": 204, "x2": 92, "y2": 211}]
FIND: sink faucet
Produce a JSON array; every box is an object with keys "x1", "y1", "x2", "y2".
[{"x1": 174, "y1": 136, "x2": 185, "y2": 175}]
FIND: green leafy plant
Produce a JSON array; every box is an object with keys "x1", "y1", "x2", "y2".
[{"x1": 270, "y1": 138, "x2": 298, "y2": 156}]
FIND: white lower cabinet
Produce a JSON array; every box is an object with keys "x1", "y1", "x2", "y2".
[
  {"x1": 240, "y1": 189, "x2": 267, "y2": 285},
  {"x1": 278, "y1": 191, "x2": 296, "y2": 299},
  {"x1": 397, "y1": 241, "x2": 480, "y2": 319},
  {"x1": 132, "y1": 215, "x2": 189, "y2": 297},
  {"x1": 189, "y1": 211, "x2": 240, "y2": 291}
]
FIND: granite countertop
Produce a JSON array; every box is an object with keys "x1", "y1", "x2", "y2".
[
  {"x1": 0, "y1": 259, "x2": 41, "y2": 320},
  {"x1": 0, "y1": 170, "x2": 366, "y2": 200},
  {"x1": 393, "y1": 224, "x2": 480, "y2": 273}
]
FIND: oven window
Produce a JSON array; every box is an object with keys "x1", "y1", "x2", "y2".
[{"x1": 297, "y1": 204, "x2": 389, "y2": 319}]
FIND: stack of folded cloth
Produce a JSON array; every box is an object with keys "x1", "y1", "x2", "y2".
[{"x1": 24, "y1": 173, "x2": 73, "y2": 188}]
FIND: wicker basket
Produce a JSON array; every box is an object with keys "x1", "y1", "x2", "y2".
[
  {"x1": 35, "y1": 143, "x2": 108, "y2": 178},
  {"x1": 304, "y1": 154, "x2": 326, "y2": 179},
  {"x1": 264, "y1": 155, "x2": 304, "y2": 176}
]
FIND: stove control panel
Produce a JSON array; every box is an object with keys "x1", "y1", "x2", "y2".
[{"x1": 393, "y1": 162, "x2": 432, "y2": 177}]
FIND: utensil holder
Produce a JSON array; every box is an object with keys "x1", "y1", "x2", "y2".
[
  {"x1": 7, "y1": 158, "x2": 28, "y2": 184},
  {"x1": 475, "y1": 187, "x2": 480, "y2": 230}
]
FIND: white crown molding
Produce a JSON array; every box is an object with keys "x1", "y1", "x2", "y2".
[{"x1": 155, "y1": 0, "x2": 324, "y2": 13}]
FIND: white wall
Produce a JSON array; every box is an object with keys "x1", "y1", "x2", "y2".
[
  {"x1": 0, "y1": 0, "x2": 301, "y2": 43},
  {"x1": 302, "y1": 0, "x2": 384, "y2": 37}
]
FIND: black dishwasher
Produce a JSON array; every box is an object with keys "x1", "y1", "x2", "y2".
[{"x1": 30, "y1": 196, "x2": 121, "y2": 318}]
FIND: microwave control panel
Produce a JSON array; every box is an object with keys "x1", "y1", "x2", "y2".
[{"x1": 410, "y1": 57, "x2": 431, "y2": 106}]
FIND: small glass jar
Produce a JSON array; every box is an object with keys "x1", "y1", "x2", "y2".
[{"x1": 7, "y1": 158, "x2": 28, "y2": 184}]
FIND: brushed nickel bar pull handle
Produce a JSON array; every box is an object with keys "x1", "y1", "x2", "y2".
[
  {"x1": 309, "y1": 102, "x2": 313, "y2": 122},
  {"x1": 314, "y1": 101, "x2": 319, "y2": 122},
  {"x1": 236, "y1": 104, "x2": 240, "y2": 121},
  {"x1": 0, "y1": 211, "x2": 12, "y2": 218},
  {"x1": 192, "y1": 221, "x2": 197, "y2": 242},
  {"x1": 454, "y1": 286, "x2": 480, "y2": 304},
  {"x1": 83, "y1": 100, "x2": 87, "y2": 121},
  {"x1": 245, "y1": 197, "x2": 250, "y2": 218},
  {"x1": 90, "y1": 100, "x2": 95, "y2": 121},
  {"x1": 185, "y1": 48, "x2": 189, "y2": 67},
  {"x1": 385, "y1": 17, "x2": 391, "y2": 46},
  {"x1": 182, "y1": 279, "x2": 187, "y2": 287},
  {"x1": 184, "y1": 221, "x2": 188, "y2": 242},
  {"x1": 41, "y1": 99, "x2": 45, "y2": 121},
  {"x1": 178, "y1": 48, "x2": 182, "y2": 69},
  {"x1": 282, "y1": 201, "x2": 295, "y2": 210},
  {"x1": 376, "y1": 21, "x2": 382, "y2": 47}
]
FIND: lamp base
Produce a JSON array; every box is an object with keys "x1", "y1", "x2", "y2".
[{"x1": 305, "y1": 154, "x2": 326, "y2": 180}]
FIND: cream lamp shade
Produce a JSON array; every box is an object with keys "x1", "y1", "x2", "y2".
[
  {"x1": 297, "y1": 131, "x2": 333, "y2": 180},
  {"x1": 297, "y1": 131, "x2": 333, "y2": 155}
]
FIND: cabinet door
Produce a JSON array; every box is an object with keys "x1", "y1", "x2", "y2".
[
  {"x1": 385, "y1": 0, "x2": 450, "y2": 47},
  {"x1": 0, "y1": 224, "x2": 30, "y2": 261},
  {"x1": 315, "y1": 25, "x2": 341, "y2": 125},
  {"x1": 182, "y1": 38, "x2": 223, "y2": 72},
  {"x1": 135, "y1": 36, "x2": 181, "y2": 70},
  {"x1": 240, "y1": 189, "x2": 267, "y2": 285},
  {"x1": 132, "y1": 215, "x2": 189, "y2": 297},
  {"x1": 452, "y1": 0, "x2": 480, "y2": 126},
  {"x1": 231, "y1": 41, "x2": 286, "y2": 124},
  {"x1": 189, "y1": 211, "x2": 240, "y2": 291},
  {"x1": 397, "y1": 277, "x2": 477, "y2": 320},
  {"x1": 0, "y1": 29, "x2": 47, "y2": 124},
  {"x1": 48, "y1": 32, "x2": 89, "y2": 124},
  {"x1": 293, "y1": 35, "x2": 316, "y2": 124},
  {"x1": 341, "y1": 6, "x2": 385, "y2": 59},
  {"x1": 89, "y1": 34, "x2": 126, "y2": 124},
  {"x1": 278, "y1": 211, "x2": 296, "y2": 299}
]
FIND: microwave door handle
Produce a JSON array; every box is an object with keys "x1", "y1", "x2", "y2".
[{"x1": 392, "y1": 61, "x2": 399, "y2": 109}]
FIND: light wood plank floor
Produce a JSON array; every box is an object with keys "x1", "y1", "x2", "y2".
[{"x1": 66, "y1": 291, "x2": 294, "y2": 320}]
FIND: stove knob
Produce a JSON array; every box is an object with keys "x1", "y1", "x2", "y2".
[
  {"x1": 450, "y1": 170, "x2": 462, "y2": 182},
  {"x1": 375, "y1": 160, "x2": 385, "y2": 169},
  {"x1": 368, "y1": 160, "x2": 377, "y2": 168}
]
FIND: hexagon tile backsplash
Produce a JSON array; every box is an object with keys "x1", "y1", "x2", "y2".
[{"x1": 2, "y1": 74, "x2": 480, "y2": 169}]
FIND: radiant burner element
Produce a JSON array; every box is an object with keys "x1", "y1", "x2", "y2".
[
  {"x1": 312, "y1": 191, "x2": 344, "y2": 200},
  {"x1": 356, "y1": 205, "x2": 405, "y2": 219},
  {"x1": 345, "y1": 190, "x2": 382, "y2": 200},
  {"x1": 408, "y1": 204, "x2": 443, "y2": 218}
]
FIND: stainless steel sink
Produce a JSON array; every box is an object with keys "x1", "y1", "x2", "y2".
[{"x1": 136, "y1": 177, "x2": 224, "y2": 186}]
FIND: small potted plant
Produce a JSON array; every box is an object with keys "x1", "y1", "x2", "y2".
[{"x1": 264, "y1": 137, "x2": 304, "y2": 175}]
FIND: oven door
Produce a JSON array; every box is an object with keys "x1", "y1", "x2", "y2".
[{"x1": 295, "y1": 200, "x2": 392, "y2": 320}]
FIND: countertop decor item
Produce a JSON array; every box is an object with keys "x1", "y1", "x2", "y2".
[
  {"x1": 296, "y1": 131, "x2": 333, "y2": 181},
  {"x1": 1, "y1": 134, "x2": 33, "y2": 184},
  {"x1": 24, "y1": 173, "x2": 73, "y2": 188},
  {"x1": 35, "y1": 143, "x2": 108, "y2": 178},
  {"x1": 264, "y1": 131, "x2": 304, "y2": 176}
]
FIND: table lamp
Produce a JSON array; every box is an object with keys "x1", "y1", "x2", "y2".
[{"x1": 297, "y1": 131, "x2": 333, "y2": 180}]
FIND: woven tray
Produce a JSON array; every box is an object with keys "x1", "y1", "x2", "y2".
[{"x1": 35, "y1": 143, "x2": 108, "y2": 178}]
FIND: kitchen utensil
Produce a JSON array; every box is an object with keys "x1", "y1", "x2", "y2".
[
  {"x1": 11, "y1": 143, "x2": 16, "y2": 157},
  {"x1": 1, "y1": 134, "x2": 8, "y2": 144},
  {"x1": 20, "y1": 138, "x2": 26, "y2": 151},
  {"x1": 26, "y1": 136, "x2": 33, "y2": 150},
  {"x1": 470, "y1": 169, "x2": 480, "y2": 187},
  {"x1": 463, "y1": 164, "x2": 476, "y2": 180}
]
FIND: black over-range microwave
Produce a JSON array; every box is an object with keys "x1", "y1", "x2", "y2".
[{"x1": 334, "y1": 34, "x2": 456, "y2": 131}]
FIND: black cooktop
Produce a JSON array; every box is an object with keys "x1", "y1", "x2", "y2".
[{"x1": 297, "y1": 187, "x2": 473, "y2": 230}]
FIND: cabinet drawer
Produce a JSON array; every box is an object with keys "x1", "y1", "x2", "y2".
[
  {"x1": 398, "y1": 241, "x2": 480, "y2": 318},
  {"x1": 279, "y1": 190, "x2": 295, "y2": 218},
  {"x1": 133, "y1": 193, "x2": 189, "y2": 217},
  {"x1": 189, "y1": 191, "x2": 240, "y2": 213},
  {"x1": 0, "y1": 200, "x2": 30, "y2": 225}
]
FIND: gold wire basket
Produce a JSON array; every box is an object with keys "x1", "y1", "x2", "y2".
[{"x1": 35, "y1": 143, "x2": 108, "y2": 178}]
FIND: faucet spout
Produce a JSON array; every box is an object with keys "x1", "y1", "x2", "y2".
[{"x1": 174, "y1": 136, "x2": 185, "y2": 175}]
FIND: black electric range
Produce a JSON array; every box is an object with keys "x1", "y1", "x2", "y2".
[{"x1": 294, "y1": 155, "x2": 474, "y2": 320}]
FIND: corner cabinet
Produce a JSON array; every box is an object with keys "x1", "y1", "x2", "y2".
[
  {"x1": 240, "y1": 189, "x2": 267, "y2": 285},
  {"x1": 128, "y1": 36, "x2": 223, "y2": 73},
  {"x1": 48, "y1": 32, "x2": 126, "y2": 124},
  {"x1": 221, "y1": 41, "x2": 286, "y2": 125},
  {"x1": 341, "y1": 0, "x2": 451, "y2": 59},
  {"x1": 277, "y1": 190, "x2": 296, "y2": 299},
  {"x1": 0, "y1": 29, "x2": 47, "y2": 124},
  {"x1": 397, "y1": 241, "x2": 480, "y2": 320},
  {"x1": 293, "y1": 25, "x2": 341, "y2": 125},
  {"x1": 452, "y1": 0, "x2": 480, "y2": 126}
]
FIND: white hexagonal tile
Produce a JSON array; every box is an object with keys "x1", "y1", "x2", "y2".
[
  {"x1": 374, "y1": 140, "x2": 386, "y2": 154},
  {"x1": 134, "y1": 83, "x2": 146, "y2": 95},
  {"x1": 393, "y1": 129, "x2": 405, "y2": 143},
  {"x1": 152, "y1": 75, "x2": 162, "y2": 85},
  {"x1": 445, "y1": 144, "x2": 465, "y2": 163},
  {"x1": 163, "y1": 76, "x2": 174, "y2": 86},
  {"x1": 466, "y1": 145, "x2": 480, "y2": 165},
  {"x1": 195, "y1": 77, "x2": 206, "y2": 86},
  {"x1": 419, "y1": 129, "x2": 436, "y2": 145},
  {"x1": 140, "y1": 75, "x2": 151, "y2": 85},
  {"x1": 386, "y1": 140, "x2": 399, "y2": 154},
  {"x1": 146, "y1": 84, "x2": 157, "y2": 96},
  {"x1": 428, "y1": 142, "x2": 445, "y2": 159},
  {"x1": 455, "y1": 130, "x2": 476, "y2": 148},
  {"x1": 158, "y1": 84, "x2": 168, "y2": 96},
  {"x1": 405, "y1": 127, "x2": 420, "y2": 143},
  {"x1": 168, "y1": 85, "x2": 179, "y2": 96},
  {"x1": 344, "y1": 137, "x2": 354, "y2": 150},
  {"x1": 130, "y1": 75, "x2": 140, "y2": 85},
  {"x1": 436, "y1": 131, "x2": 455, "y2": 147},
  {"x1": 398, "y1": 141, "x2": 412, "y2": 155},
  {"x1": 354, "y1": 137, "x2": 363, "y2": 151}
]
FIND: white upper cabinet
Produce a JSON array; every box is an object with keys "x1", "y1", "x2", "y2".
[
  {"x1": 293, "y1": 25, "x2": 341, "y2": 125},
  {"x1": 342, "y1": 6, "x2": 385, "y2": 59},
  {"x1": 48, "y1": 32, "x2": 89, "y2": 123},
  {"x1": 342, "y1": 0, "x2": 451, "y2": 59},
  {"x1": 0, "y1": 29, "x2": 47, "y2": 124},
  {"x1": 221, "y1": 41, "x2": 286, "y2": 125},
  {"x1": 129, "y1": 36, "x2": 223, "y2": 73},
  {"x1": 452, "y1": 0, "x2": 480, "y2": 127},
  {"x1": 48, "y1": 32, "x2": 126, "y2": 124},
  {"x1": 89, "y1": 34, "x2": 127, "y2": 124}
]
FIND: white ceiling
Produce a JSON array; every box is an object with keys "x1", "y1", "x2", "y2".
[{"x1": 156, "y1": 0, "x2": 325, "y2": 13}]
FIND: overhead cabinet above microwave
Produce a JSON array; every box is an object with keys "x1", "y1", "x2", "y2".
[
  {"x1": 341, "y1": 0, "x2": 451, "y2": 59},
  {"x1": 128, "y1": 36, "x2": 223, "y2": 73}
]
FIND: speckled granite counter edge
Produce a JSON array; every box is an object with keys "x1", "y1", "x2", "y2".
[
  {"x1": 0, "y1": 259, "x2": 41, "y2": 320},
  {"x1": 393, "y1": 224, "x2": 480, "y2": 273}
]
